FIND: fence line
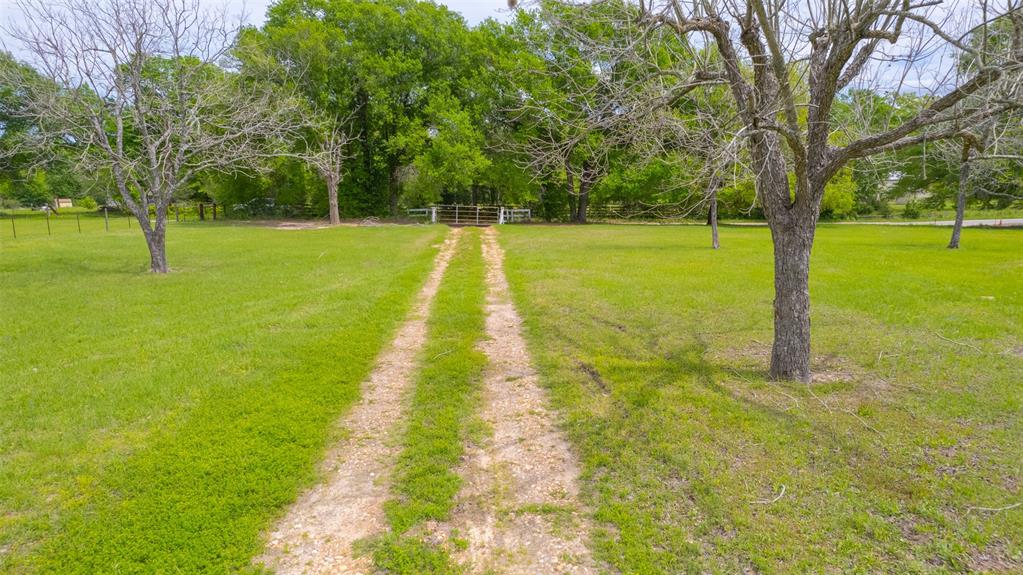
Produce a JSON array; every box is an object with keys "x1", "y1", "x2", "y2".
[
  {"x1": 585, "y1": 202, "x2": 706, "y2": 221},
  {"x1": 0, "y1": 203, "x2": 239, "y2": 240}
]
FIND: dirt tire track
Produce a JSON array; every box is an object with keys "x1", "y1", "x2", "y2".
[
  {"x1": 257, "y1": 227, "x2": 462, "y2": 575},
  {"x1": 428, "y1": 227, "x2": 597, "y2": 574}
]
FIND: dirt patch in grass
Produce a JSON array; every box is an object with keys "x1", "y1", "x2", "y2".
[
  {"x1": 426, "y1": 228, "x2": 598, "y2": 574},
  {"x1": 256, "y1": 228, "x2": 462, "y2": 574},
  {"x1": 270, "y1": 221, "x2": 333, "y2": 230},
  {"x1": 575, "y1": 361, "x2": 609, "y2": 394},
  {"x1": 969, "y1": 540, "x2": 1023, "y2": 573},
  {"x1": 715, "y1": 342, "x2": 881, "y2": 387},
  {"x1": 268, "y1": 219, "x2": 427, "y2": 230}
]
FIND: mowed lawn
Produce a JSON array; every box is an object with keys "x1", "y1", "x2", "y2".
[
  {"x1": 0, "y1": 222, "x2": 444, "y2": 573},
  {"x1": 499, "y1": 224, "x2": 1022, "y2": 574}
]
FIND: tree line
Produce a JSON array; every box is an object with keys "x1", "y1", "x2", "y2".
[{"x1": 4, "y1": 1, "x2": 1020, "y2": 224}]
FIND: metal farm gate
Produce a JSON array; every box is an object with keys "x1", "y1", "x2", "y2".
[{"x1": 407, "y1": 205, "x2": 531, "y2": 226}]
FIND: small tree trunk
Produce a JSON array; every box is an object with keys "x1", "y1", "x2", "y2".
[
  {"x1": 708, "y1": 185, "x2": 720, "y2": 249},
  {"x1": 768, "y1": 224, "x2": 814, "y2": 382},
  {"x1": 538, "y1": 184, "x2": 548, "y2": 222},
  {"x1": 565, "y1": 163, "x2": 576, "y2": 221},
  {"x1": 948, "y1": 141, "x2": 971, "y2": 249},
  {"x1": 576, "y1": 160, "x2": 592, "y2": 224},
  {"x1": 327, "y1": 172, "x2": 341, "y2": 225}
]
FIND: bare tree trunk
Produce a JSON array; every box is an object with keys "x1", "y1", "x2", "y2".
[
  {"x1": 565, "y1": 163, "x2": 576, "y2": 221},
  {"x1": 768, "y1": 224, "x2": 814, "y2": 382},
  {"x1": 139, "y1": 206, "x2": 169, "y2": 273},
  {"x1": 576, "y1": 160, "x2": 592, "y2": 224},
  {"x1": 709, "y1": 191, "x2": 719, "y2": 249},
  {"x1": 707, "y1": 177, "x2": 720, "y2": 249},
  {"x1": 327, "y1": 171, "x2": 341, "y2": 225},
  {"x1": 754, "y1": 130, "x2": 816, "y2": 382},
  {"x1": 144, "y1": 227, "x2": 168, "y2": 273},
  {"x1": 948, "y1": 141, "x2": 971, "y2": 249},
  {"x1": 576, "y1": 183, "x2": 589, "y2": 223}
]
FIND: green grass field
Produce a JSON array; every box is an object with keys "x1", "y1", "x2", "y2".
[
  {"x1": 499, "y1": 224, "x2": 1022, "y2": 573},
  {"x1": 0, "y1": 222, "x2": 444, "y2": 573},
  {"x1": 2, "y1": 221, "x2": 1021, "y2": 574}
]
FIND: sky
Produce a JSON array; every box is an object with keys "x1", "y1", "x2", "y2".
[
  {"x1": 0, "y1": 0, "x2": 972, "y2": 94},
  {"x1": 0, "y1": 0, "x2": 508, "y2": 58},
  {"x1": 0, "y1": 0, "x2": 511, "y2": 36},
  {"x1": 222, "y1": 0, "x2": 511, "y2": 26}
]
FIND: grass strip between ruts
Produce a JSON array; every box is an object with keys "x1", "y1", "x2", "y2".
[{"x1": 371, "y1": 227, "x2": 488, "y2": 574}]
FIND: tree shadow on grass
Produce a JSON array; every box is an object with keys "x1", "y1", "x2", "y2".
[{"x1": 659, "y1": 339, "x2": 872, "y2": 457}]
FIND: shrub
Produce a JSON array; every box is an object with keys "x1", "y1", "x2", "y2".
[
  {"x1": 78, "y1": 196, "x2": 98, "y2": 210},
  {"x1": 718, "y1": 179, "x2": 761, "y2": 218},
  {"x1": 903, "y1": 200, "x2": 922, "y2": 219},
  {"x1": 820, "y1": 169, "x2": 856, "y2": 220}
]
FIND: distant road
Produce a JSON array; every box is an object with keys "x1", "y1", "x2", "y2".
[{"x1": 840, "y1": 218, "x2": 1023, "y2": 228}]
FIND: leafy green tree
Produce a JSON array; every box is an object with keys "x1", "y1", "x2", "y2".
[
  {"x1": 255, "y1": 0, "x2": 503, "y2": 216},
  {"x1": 0, "y1": 52, "x2": 85, "y2": 209}
]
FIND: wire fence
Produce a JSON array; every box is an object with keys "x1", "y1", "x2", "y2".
[
  {"x1": 0, "y1": 202, "x2": 317, "y2": 240},
  {"x1": 585, "y1": 202, "x2": 706, "y2": 222}
]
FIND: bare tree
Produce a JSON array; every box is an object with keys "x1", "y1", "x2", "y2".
[
  {"x1": 1, "y1": 0, "x2": 302, "y2": 272},
  {"x1": 504, "y1": 1, "x2": 645, "y2": 223},
  {"x1": 945, "y1": 3, "x2": 1023, "y2": 247},
  {"x1": 949, "y1": 128, "x2": 988, "y2": 248},
  {"x1": 628, "y1": 99, "x2": 748, "y2": 248},
  {"x1": 516, "y1": 0, "x2": 1023, "y2": 381},
  {"x1": 945, "y1": 112, "x2": 1022, "y2": 247},
  {"x1": 302, "y1": 116, "x2": 358, "y2": 226}
]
